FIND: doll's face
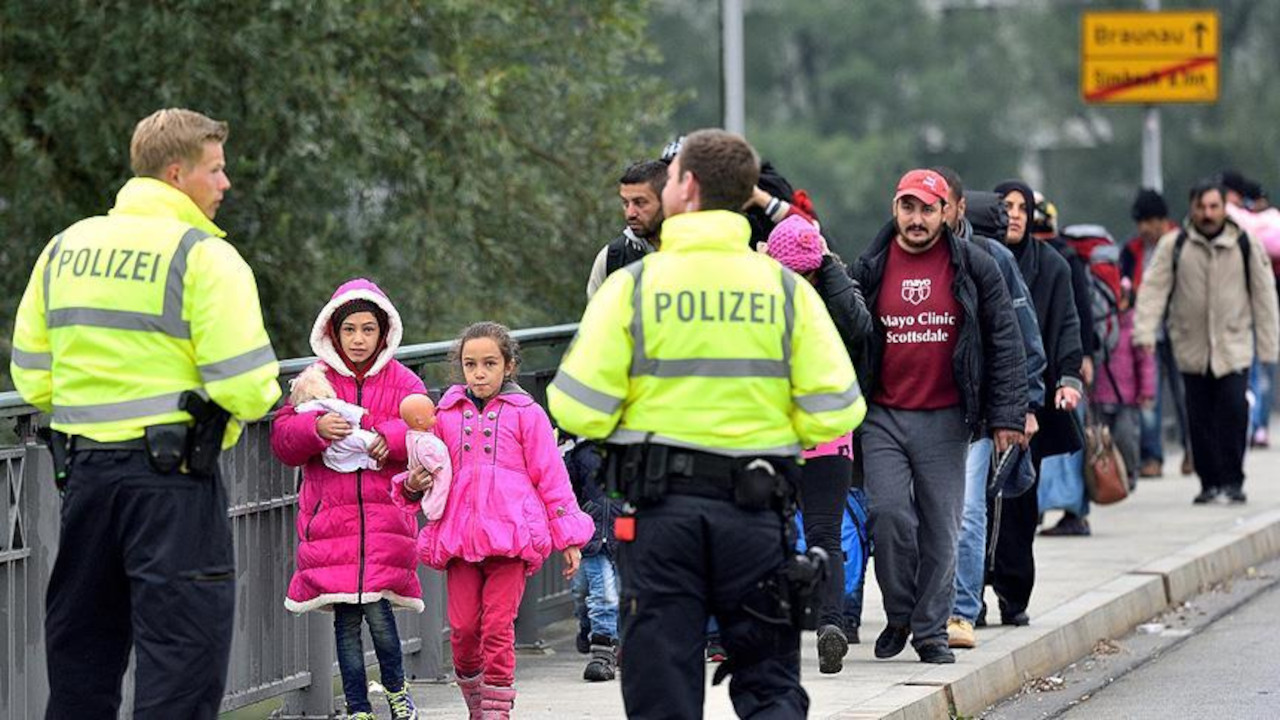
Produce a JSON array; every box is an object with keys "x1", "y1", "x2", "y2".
[{"x1": 400, "y1": 395, "x2": 437, "y2": 430}]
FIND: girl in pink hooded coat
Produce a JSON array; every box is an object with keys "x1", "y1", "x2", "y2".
[
  {"x1": 395, "y1": 321, "x2": 593, "y2": 719},
  {"x1": 272, "y1": 279, "x2": 424, "y2": 720}
]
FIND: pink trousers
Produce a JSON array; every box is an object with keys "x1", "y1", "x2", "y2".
[{"x1": 446, "y1": 556, "x2": 527, "y2": 686}]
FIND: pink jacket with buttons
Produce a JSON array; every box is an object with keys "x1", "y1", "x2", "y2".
[
  {"x1": 272, "y1": 279, "x2": 426, "y2": 614},
  {"x1": 395, "y1": 382, "x2": 593, "y2": 575}
]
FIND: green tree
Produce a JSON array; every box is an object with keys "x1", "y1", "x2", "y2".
[{"x1": 1, "y1": 0, "x2": 674, "y2": 389}]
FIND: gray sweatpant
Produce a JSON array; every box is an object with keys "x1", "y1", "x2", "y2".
[{"x1": 863, "y1": 404, "x2": 970, "y2": 648}]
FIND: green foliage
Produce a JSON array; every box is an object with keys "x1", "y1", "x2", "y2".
[{"x1": 0, "y1": 0, "x2": 674, "y2": 388}]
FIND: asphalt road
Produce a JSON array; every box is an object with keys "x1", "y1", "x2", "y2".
[{"x1": 1056, "y1": 581, "x2": 1280, "y2": 719}]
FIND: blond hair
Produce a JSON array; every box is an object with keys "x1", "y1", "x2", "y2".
[{"x1": 129, "y1": 108, "x2": 229, "y2": 178}]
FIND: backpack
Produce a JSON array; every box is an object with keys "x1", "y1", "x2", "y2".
[
  {"x1": 793, "y1": 487, "x2": 870, "y2": 598},
  {"x1": 604, "y1": 234, "x2": 651, "y2": 278},
  {"x1": 1061, "y1": 224, "x2": 1125, "y2": 355}
]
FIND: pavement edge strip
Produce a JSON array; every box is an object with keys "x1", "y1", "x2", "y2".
[{"x1": 839, "y1": 508, "x2": 1280, "y2": 720}]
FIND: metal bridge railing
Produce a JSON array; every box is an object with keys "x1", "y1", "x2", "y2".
[{"x1": 0, "y1": 323, "x2": 577, "y2": 719}]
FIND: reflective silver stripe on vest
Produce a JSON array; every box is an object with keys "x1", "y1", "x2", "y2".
[
  {"x1": 794, "y1": 380, "x2": 863, "y2": 414},
  {"x1": 780, "y1": 268, "x2": 796, "y2": 366},
  {"x1": 625, "y1": 263, "x2": 649, "y2": 375},
  {"x1": 625, "y1": 261, "x2": 796, "y2": 379},
  {"x1": 644, "y1": 358, "x2": 788, "y2": 378},
  {"x1": 199, "y1": 343, "x2": 278, "y2": 383},
  {"x1": 42, "y1": 234, "x2": 64, "y2": 315},
  {"x1": 606, "y1": 427, "x2": 801, "y2": 458},
  {"x1": 52, "y1": 388, "x2": 204, "y2": 425},
  {"x1": 11, "y1": 348, "x2": 52, "y2": 371},
  {"x1": 551, "y1": 368, "x2": 625, "y2": 415},
  {"x1": 46, "y1": 228, "x2": 210, "y2": 339}
]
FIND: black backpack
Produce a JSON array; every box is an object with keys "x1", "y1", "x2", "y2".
[{"x1": 604, "y1": 234, "x2": 650, "y2": 278}]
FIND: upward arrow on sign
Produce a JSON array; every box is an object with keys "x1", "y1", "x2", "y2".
[{"x1": 1194, "y1": 22, "x2": 1207, "y2": 50}]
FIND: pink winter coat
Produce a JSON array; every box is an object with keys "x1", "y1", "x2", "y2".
[
  {"x1": 1092, "y1": 308, "x2": 1156, "y2": 407},
  {"x1": 273, "y1": 279, "x2": 426, "y2": 613},
  {"x1": 398, "y1": 382, "x2": 593, "y2": 575}
]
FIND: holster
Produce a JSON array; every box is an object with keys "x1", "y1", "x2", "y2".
[
  {"x1": 37, "y1": 427, "x2": 70, "y2": 492},
  {"x1": 179, "y1": 391, "x2": 231, "y2": 476},
  {"x1": 144, "y1": 423, "x2": 189, "y2": 474}
]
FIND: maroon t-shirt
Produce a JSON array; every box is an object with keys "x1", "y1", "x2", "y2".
[{"x1": 873, "y1": 237, "x2": 962, "y2": 410}]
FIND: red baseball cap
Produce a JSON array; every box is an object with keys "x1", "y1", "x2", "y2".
[{"x1": 894, "y1": 169, "x2": 950, "y2": 206}]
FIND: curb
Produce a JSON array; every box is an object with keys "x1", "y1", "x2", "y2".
[{"x1": 835, "y1": 508, "x2": 1280, "y2": 719}]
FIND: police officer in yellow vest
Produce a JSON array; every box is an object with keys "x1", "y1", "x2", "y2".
[
  {"x1": 549, "y1": 129, "x2": 865, "y2": 719},
  {"x1": 10, "y1": 109, "x2": 280, "y2": 720}
]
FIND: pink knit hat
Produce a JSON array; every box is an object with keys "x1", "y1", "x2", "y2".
[{"x1": 766, "y1": 215, "x2": 825, "y2": 273}]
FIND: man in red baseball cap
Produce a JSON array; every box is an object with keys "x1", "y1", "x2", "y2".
[{"x1": 850, "y1": 169, "x2": 1027, "y2": 663}]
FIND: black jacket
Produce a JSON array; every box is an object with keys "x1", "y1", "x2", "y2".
[
  {"x1": 1048, "y1": 236, "x2": 1096, "y2": 358},
  {"x1": 854, "y1": 221, "x2": 1027, "y2": 435},
  {"x1": 563, "y1": 439, "x2": 619, "y2": 557},
  {"x1": 811, "y1": 254, "x2": 874, "y2": 384},
  {"x1": 1009, "y1": 236, "x2": 1085, "y2": 457}
]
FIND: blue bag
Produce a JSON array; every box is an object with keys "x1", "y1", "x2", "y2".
[
  {"x1": 794, "y1": 488, "x2": 870, "y2": 598},
  {"x1": 1038, "y1": 449, "x2": 1086, "y2": 512}
]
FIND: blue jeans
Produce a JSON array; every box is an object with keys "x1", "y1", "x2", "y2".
[
  {"x1": 573, "y1": 553, "x2": 619, "y2": 639},
  {"x1": 1250, "y1": 357, "x2": 1275, "y2": 435},
  {"x1": 334, "y1": 600, "x2": 405, "y2": 713},
  {"x1": 952, "y1": 438, "x2": 991, "y2": 623}
]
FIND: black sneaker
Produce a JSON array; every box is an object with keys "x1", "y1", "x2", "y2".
[
  {"x1": 1000, "y1": 611, "x2": 1030, "y2": 627},
  {"x1": 916, "y1": 642, "x2": 955, "y2": 664},
  {"x1": 705, "y1": 639, "x2": 727, "y2": 663},
  {"x1": 874, "y1": 625, "x2": 910, "y2": 659},
  {"x1": 816, "y1": 624, "x2": 849, "y2": 674},
  {"x1": 575, "y1": 623, "x2": 591, "y2": 654},
  {"x1": 1224, "y1": 487, "x2": 1248, "y2": 504},
  {"x1": 975, "y1": 602, "x2": 987, "y2": 628},
  {"x1": 1193, "y1": 488, "x2": 1221, "y2": 505}
]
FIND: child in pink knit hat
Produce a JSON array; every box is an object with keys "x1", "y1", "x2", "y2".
[{"x1": 765, "y1": 215, "x2": 827, "y2": 275}]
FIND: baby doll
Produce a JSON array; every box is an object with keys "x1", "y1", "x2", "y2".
[
  {"x1": 289, "y1": 363, "x2": 383, "y2": 472},
  {"x1": 396, "y1": 393, "x2": 453, "y2": 521}
]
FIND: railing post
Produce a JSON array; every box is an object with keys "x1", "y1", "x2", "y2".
[
  {"x1": 280, "y1": 613, "x2": 335, "y2": 718},
  {"x1": 404, "y1": 568, "x2": 447, "y2": 681},
  {"x1": 21, "y1": 440, "x2": 57, "y2": 718}
]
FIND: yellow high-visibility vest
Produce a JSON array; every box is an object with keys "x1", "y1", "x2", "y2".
[
  {"x1": 549, "y1": 210, "x2": 865, "y2": 456},
  {"x1": 10, "y1": 177, "x2": 281, "y2": 447}
]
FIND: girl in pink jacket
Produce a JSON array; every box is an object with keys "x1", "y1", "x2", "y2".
[
  {"x1": 396, "y1": 321, "x2": 593, "y2": 720},
  {"x1": 272, "y1": 279, "x2": 424, "y2": 720}
]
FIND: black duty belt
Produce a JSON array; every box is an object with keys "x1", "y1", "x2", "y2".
[
  {"x1": 658, "y1": 448, "x2": 739, "y2": 501},
  {"x1": 71, "y1": 436, "x2": 147, "y2": 452}
]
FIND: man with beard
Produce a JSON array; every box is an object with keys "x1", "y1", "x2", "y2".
[
  {"x1": 987, "y1": 180, "x2": 1084, "y2": 626},
  {"x1": 586, "y1": 159, "x2": 667, "y2": 298},
  {"x1": 932, "y1": 168, "x2": 1046, "y2": 650},
  {"x1": 854, "y1": 169, "x2": 1026, "y2": 663},
  {"x1": 1134, "y1": 180, "x2": 1279, "y2": 504}
]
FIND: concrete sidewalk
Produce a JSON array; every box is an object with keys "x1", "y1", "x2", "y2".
[{"x1": 394, "y1": 447, "x2": 1280, "y2": 719}]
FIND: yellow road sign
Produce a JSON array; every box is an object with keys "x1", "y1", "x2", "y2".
[{"x1": 1081, "y1": 10, "x2": 1219, "y2": 104}]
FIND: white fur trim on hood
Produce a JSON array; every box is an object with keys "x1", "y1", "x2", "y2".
[{"x1": 309, "y1": 280, "x2": 404, "y2": 378}]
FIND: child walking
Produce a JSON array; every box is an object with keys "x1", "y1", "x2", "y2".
[
  {"x1": 396, "y1": 321, "x2": 593, "y2": 719},
  {"x1": 272, "y1": 279, "x2": 425, "y2": 720}
]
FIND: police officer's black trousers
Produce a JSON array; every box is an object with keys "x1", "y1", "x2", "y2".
[
  {"x1": 44, "y1": 451, "x2": 235, "y2": 720},
  {"x1": 617, "y1": 493, "x2": 808, "y2": 719}
]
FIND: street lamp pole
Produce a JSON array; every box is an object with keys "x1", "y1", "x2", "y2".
[
  {"x1": 1142, "y1": 0, "x2": 1163, "y2": 192},
  {"x1": 722, "y1": 0, "x2": 745, "y2": 135}
]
